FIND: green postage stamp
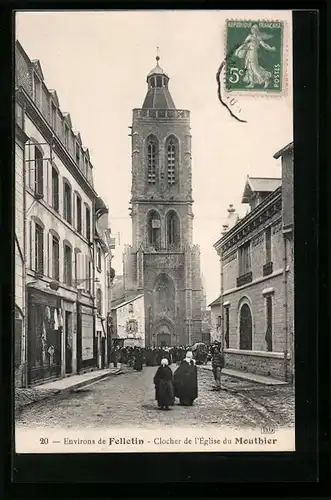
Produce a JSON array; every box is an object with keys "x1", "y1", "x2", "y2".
[{"x1": 225, "y1": 20, "x2": 284, "y2": 94}]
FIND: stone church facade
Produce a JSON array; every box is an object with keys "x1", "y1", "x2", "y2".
[{"x1": 123, "y1": 56, "x2": 203, "y2": 347}]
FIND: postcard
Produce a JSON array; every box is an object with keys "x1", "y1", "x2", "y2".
[{"x1": 14, "y1": 9, "x2": 294, "y2": 454}]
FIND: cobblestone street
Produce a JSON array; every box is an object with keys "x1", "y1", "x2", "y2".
[{"x1": 16, "y1": 366, "x2": 294, "y2": 429}]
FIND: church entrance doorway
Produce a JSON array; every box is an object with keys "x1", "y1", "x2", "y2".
[{"x1": 157, "y1": 332, "x2": 171, "y2": 347}]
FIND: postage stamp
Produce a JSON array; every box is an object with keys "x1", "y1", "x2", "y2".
[{"x1": 225, "y1": 20, "x2": 284, "y2": 94}]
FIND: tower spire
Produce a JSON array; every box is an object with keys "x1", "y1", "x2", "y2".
[{"x1": 156, "y1": 46, "x2": 160, "y2": 64}]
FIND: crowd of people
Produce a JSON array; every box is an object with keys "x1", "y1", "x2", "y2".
[{"x1": 109, "y1": 343, "x2": 225, "y2": 410}]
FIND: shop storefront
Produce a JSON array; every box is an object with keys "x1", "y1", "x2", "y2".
[
  {"x1": 27, "y1": 288, "x2": 62, "y2": 384},
  {"x1": 77, "y1": 303, "x2": 97, "y2": 372}
]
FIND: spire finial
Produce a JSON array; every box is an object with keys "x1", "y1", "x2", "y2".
[{"x1": 156, "y1": 46, "x2": 160, "y2": 64}]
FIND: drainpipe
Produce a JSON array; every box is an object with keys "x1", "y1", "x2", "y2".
[
  {"x1": 283, "y1": 234, "x2": 289, "y2": 381},
  {"x1": 22, "y1": 112, "x2": 28, "y2": 388},
  {"x1": 220, "y1": 252, "x2": 224, "y2": 350}
]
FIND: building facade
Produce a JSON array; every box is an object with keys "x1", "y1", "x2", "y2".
[
  {"x1": 94, "y1": 198, "x2": 116, "y2": 369},
  {"x1": 122, "y1": 56, "x2": 203, "y2": 347},
  {"x1": 111, "y1": 294, "x2": 145, "y2": 348},
  {"x1": 15, "y1": 41, "x2": 112, "y2": 385},
  {"x1": 212, "y1": 150, "x2": 294, "y2": 381},
  {"x1": 274, "y1": 142, "x2": 294, "y2": 382},
  {"x1": 15, "y1": 105, "x2": 29, "y2": 387}
]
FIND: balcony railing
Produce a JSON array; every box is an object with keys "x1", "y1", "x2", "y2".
[
  {"x1": 237, "y1": 271, "x2": 253, "y2": 287},
  {"x1": 263, "y1": 261, "x2": 273, "y2": 276},
  {"x1": 133, "y1": 108, "x2": 190, "y2": 120}
]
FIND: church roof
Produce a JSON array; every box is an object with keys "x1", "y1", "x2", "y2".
[
  {"x1": 142, "y1": 88, "x2": 176, "y2": 109},
  {"x1": 147, "y1": 63, "x2": 168, "y2": 78},
  {"x1": 142, "y1": 55, "x2": 176, "y2": 110}
]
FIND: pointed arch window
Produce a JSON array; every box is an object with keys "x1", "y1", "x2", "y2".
[
  {"x1": 166, "y1": 210, "x2": 180, "y2": 250},
  {"x1": 147, "y1": 210, "x2": 161, "y2": 250},
  {"x1": 166, "y1": 137, "x2": 178, "y2": 185},
  {"x1": 154, "y1": 273, "x2": 175, "y2": 317},
  {"x1": 147, "y1": 137, "x2": 158, "y2": 184}
]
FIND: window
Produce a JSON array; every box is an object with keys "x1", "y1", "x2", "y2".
[
  {"x1": 265, "y1": 296, "x2": 273, "y2": 352},
  {"x1": 166, "y1": 139, "x2": 176, "y2": 185},
  {"x1": 76, "y1": 196, "x2": 82, "y2": 234},
  {"x1": 239, "y1": 303, "x2": 252, "y2": 350},
  {"x1": 85, "y1": 206, "x2": 91, "y2": 241},
  {"x1": 35, "y1": 224, "x2": 44, "y2": 274},
  {"x1": 52, "y1": 236, "x2": 60, "y2": 281},
  {"x1": 75, "y1": 143, "x2": 80, "y2": 165},
  {"x1": 33, "y1": 73, "x2": 41, "y2": 106},
  {"x1": 63, "y1": 244, "x2": 72, "y2": 286},
  {"x1": 97, "y1": 246, "x2": 102, "y2": 270},
  {"x1": 147, "y1": 138, "x2": 157, "y2": 184},
  {"x1": 265, "y1": 226, "x2": 272, "y2": 263},
  {"x1": 63, "y1": 182, "x2": 72, "y2": 224},
  {"x1": 156, "y1": 76, "x2": 163, "y2": 87},
  {"x1": 224, "y1": 307, "x2": 230, "y2": 348},
  {"x1": 238, "y1": 241, "x2": 251, "y2": 276},
  {"x1": 35, "y1": 147, "x2": 43, "y2": 196},
  {"x1": 52, "y1": 167, "x2": 59, "y2": 212},
  {"x1": 166, "y1": 211, "x2": 180, "y2": 249},
  {"x1": 147, "y1": 211, "x2": 161, "y2": 250},
  {"x1": 96, "y1": 288, "x2": 102, "y2": 315},
  {"x1": 128, "y1": 303, "x2": 134, "y2": 314},
  {"x1": 51, "y1": 102, "x2": 57, "y2": 130},
  {"x1": 64, "y1": 124, "x2": 69, "y2": 148}
]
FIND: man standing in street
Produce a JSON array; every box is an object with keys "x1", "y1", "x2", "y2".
[{"x1": 211, "y1": 346, "x2": 225, "y2": 390}]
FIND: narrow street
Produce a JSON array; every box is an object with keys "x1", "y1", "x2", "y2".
[{"x1": 16, "y1": 367, "x2": 294, "y2": 429}]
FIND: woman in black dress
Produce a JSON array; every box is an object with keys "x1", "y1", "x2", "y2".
[{"x1": 153, "y1": 358, "x2": 174, "y2": 410}]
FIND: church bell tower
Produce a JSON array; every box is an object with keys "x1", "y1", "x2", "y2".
[{"x1": 123, "y1": 52, "x2": 203, "y2": 347}]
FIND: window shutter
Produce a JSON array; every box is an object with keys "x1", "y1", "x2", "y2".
[
  {"x1": 73, "y1": 193, "x2": 76, "y2": 230},
  {"x1": 48, "y1": 232, "x2": 52, "y2": 278},
  {"x1": 46, "y1": 160, "x2": 51, "y2": 205},
  {"x1": 85, "y1": 254, "x2": 89, "y2": 290},
  {"x1": 27, "y1": 142, "x2": 36, "y2": 190},
  {"x1": 30, "y1": 220, "x2": 36, "y2": 270}
]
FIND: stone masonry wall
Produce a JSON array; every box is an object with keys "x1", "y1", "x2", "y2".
[
  {"x1": 224, "y1": 350, "x2": 287, "y2": 380},
  {"x1": 225, "y1": 272, "x2": 285, "y2": 353}
]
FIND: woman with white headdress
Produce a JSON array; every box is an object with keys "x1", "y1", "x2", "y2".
[
  {"x1": 153, "y1": 358, "x2": 174, "y2": 411},
  {"x1": 173, "y1": 351, "x2": 198, "y2": 406},
  {"x1": 234, "y1": 24, "x2": 276, "y2": 89}
]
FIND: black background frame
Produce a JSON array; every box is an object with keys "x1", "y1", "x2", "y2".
[{"x1": 1, "y1": 1, "x2": 329, "y2": 497}]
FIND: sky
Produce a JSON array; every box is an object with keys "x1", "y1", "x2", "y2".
[{"x1": 16, "y1": 10, "x2": 293, "y2": 305}]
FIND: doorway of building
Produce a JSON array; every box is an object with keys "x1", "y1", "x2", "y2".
[
  {"x1": 65, "y1": 311, "x2": 73, "y2": 374},
  {"x1": 239, "y1": 303, "x2": 252, "y2": 350},
  {"x1": 157, "y1": 332, "x2": 171, "y2": 347}
]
